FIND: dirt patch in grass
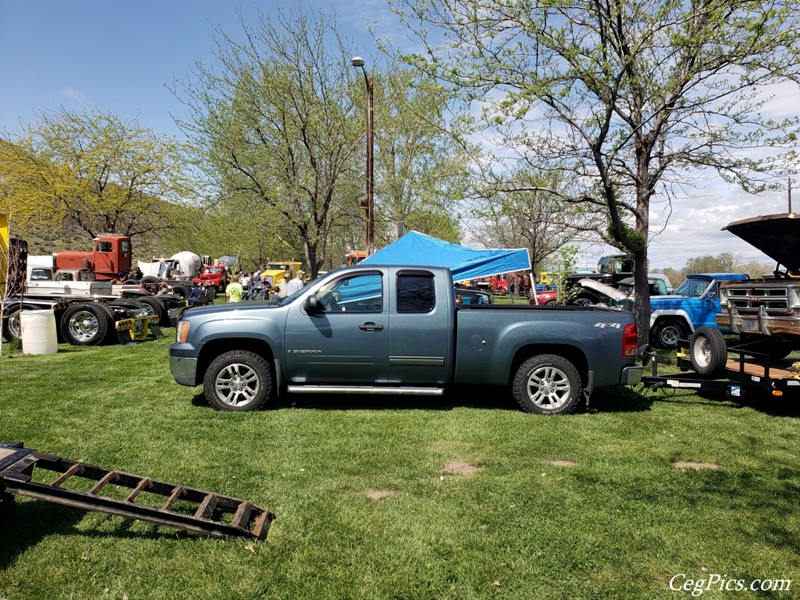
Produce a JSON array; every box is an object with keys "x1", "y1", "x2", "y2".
[
  {"x1": 672, "y1": 461, "x2": 719, "y2": 470},
  {"x1": 443, "y1": 461, "x2": 479, "y2": 475},
  {"x1": 547, "y1": 460, "x2": 578, "y2": 467},
  {"x1": 362, "y1": 490, "x2": 393, "y2": 501}
]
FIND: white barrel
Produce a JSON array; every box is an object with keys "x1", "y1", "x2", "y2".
[{"x1": 21, "y1": 310, "x2": 58, "y2": 355}]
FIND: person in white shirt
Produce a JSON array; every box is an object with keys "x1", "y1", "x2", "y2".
[{"x1": 286, "y1": 270, "x2": 305, "y2": 295}]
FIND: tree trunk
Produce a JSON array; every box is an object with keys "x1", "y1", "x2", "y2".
[{"x1": 632, "y1": 249, "x2": 651, "y2": 348}]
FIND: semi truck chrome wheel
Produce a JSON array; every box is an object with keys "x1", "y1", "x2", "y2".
[{"x1": 59, "y1": 304, "x2": 111, "y2": 346}]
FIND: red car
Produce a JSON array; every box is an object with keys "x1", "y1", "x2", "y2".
[{"x1": 529, "y1": 289, "x2": 559, "y2": 305}]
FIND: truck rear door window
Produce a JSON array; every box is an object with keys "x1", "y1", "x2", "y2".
[{"x1": 397, "y1": 273, "x2": 435, "y2": 313}]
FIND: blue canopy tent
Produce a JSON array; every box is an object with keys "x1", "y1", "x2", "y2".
[{"x1": 360, "y1": 231, "x2": 531, "y2": 281}]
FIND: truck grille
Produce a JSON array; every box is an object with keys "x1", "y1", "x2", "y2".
[{"x1": 724, "y1": 285, "x2": 796, "y2": 316}]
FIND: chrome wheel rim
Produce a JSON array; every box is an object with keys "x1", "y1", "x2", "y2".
[
  {"x1": 215, "y1": 363, "x2": 260, "y2": 407},
  {"x1": 526, "y1": 365, "x2": 571, "y2": 411},
  {"x1": 67, "y1": 310, "x2": 101, "y2": 343}
]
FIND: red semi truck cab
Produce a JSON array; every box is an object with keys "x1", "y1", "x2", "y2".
[{"x1": 54, "y1": 234, "x2": 132, "y2": 281}]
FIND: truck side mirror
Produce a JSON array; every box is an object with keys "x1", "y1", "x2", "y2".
[{"x1": 303, "y1": 294, "x2": 321, "y2": 314}]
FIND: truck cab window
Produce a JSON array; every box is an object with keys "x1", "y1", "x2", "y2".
[
  {"x1": 397, "y1": 274, "x2": 435, "y2": 313},
  {"x1": 98, "y1": 241, "x2": 112, "y2": 253},
  {"x1": 315, "y1": 273, "x2": 382, "y2": 313}
]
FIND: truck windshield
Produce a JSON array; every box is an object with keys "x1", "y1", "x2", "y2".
[{"x1": 673, "y1": 278, "x2": 711, "y2": 298}]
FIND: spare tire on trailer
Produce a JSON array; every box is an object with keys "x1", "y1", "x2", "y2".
[
  {"x1": 141, "y1": 275, "x2": 160, "y2": 284},
  {"x1": 689, "y1": 326, "x2": 728, "y2": 376}
]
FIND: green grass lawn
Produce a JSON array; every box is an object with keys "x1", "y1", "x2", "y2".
[{"x1": 1, "y1": 336, "x2": 798, "y2": 599}]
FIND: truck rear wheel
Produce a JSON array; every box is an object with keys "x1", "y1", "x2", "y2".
[
  {"x1": 689, "y1": 326, "x2": 727, "y2": 376},
  {"x1": 59, "y1": 303, "x2": 111, "y2": 346},
  {"x1": 204, "y1": 350, "x2": 274, "y2": 411},
  {"x1": 512, "y1": 354, "x2": 582, "y2": 414}
]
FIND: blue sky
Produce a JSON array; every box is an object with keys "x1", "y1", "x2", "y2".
[
  {"x1": 0, "y1": 0, "x2": 791, "y2": 269},
  {"x1": 0, "y1": 0, "x2": 392, "y2": 137}
]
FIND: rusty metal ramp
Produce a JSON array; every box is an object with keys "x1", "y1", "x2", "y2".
[{"x1": 0, "y1": 442, "x2": 274, "y2": 541}]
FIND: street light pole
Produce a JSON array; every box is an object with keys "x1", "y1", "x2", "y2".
[{"x1": 351, "y1": 56, "x2": 374, "y2": 255}]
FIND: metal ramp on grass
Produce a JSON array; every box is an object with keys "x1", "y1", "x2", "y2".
[{"x1": 0, "y1": 442, "x2": 274, "y2": 541}]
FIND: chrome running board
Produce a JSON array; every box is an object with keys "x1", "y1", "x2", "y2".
[{"x1": 287, "y1": 385, "x2": 444, "y2": 396}]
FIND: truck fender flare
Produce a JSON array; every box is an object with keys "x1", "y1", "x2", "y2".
[{"x1": 649, "y1": 310, "x2": 693, "y2": 332}]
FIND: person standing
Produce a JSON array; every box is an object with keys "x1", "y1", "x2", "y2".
[
  {"x1": 277, "y1": 273, "x2": 291, "y2": 298},
  {"x1": 226, "y1": 277, "x2": 244, "y2": 302},
  {"x1": 286, "y1": 270, "x2": 306, "y2": 295}
]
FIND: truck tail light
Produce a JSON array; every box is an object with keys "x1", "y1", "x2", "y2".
[
  {"x1": 176, "y1": 321, "x2": 190, "y2": 343},
  {"x1": 622, "y1": 321, "x2": 637, "y2": 358}
]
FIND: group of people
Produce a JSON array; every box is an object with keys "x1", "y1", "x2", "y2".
[{"x1": 225, "y1": 269, "x2": 306, "y2": 303}]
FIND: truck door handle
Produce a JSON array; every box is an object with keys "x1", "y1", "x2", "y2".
[{"x1": 359, "y1": 322, "x2": 384, "y2": 331}]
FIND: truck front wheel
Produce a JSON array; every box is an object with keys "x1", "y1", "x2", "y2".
[
  {"x1": 204, "y1": 350, "x2": 273, "y2": 411},
  {"x1": 652, "y1": 318, "x2": 688, "y2": 349},
  {"x1": 512, "y1": 354, "x2": 582, "y2": 414}
]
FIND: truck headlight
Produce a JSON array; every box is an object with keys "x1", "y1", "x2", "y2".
[{"x1": 176, "y1": 321, "x2": 190, "y2": 343}]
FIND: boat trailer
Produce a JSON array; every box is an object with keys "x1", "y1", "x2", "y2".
[{"x1": 0, "y1": 442, "x2": 274, "y2": 541}]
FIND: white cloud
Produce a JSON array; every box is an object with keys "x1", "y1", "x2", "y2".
[{"x1": 58, "y1": 87, "x2": 89, "y2": 106}]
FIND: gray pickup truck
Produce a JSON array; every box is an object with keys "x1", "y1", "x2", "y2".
[{"x1": 169, "y1": 265, "x2": 642, "y2": 414}]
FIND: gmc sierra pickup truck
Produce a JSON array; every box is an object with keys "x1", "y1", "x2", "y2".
[{"x1": 169, "y1": 265, "x2": 643, "y2": 414}]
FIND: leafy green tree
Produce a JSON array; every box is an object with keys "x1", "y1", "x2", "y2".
[
  {"x1": 393, "y1": 0, "x2": 800, "y2": 342},
  {"x1": 372, "y1": 64, "x2": 470, "y2": 245},
  {"x1": 682, "y1": 252, "x2": 738, "y2": 275},
  {"x1": 174, "y1": 8, "x2": 363, "y2": 278},
  {"x1": 1, "y1": 109, "x2": 192, "y2": 244}
]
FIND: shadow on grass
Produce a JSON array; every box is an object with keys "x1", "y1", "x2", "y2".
[
  {"x1": 635, "y1": 384, "x2": 800, "y2": 418},
  {"x1": 191, "y1": 385, "x2": 518, "y2": 411},
  {"x1": 0, "y1": 498, "x2": 198, "y2": 566},
  {"x1": 191, "y1": 384, "x2": 657, "y2": 413}
]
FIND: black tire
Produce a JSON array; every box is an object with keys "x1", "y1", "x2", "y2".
[
  {"x1": 155, "y1": 296, "x2": 183, "y2": 327},
  {"x1": 123, "y1": 278, "x2": 140, "y2": 284},
  {"x1": 568, "y1": 293, "x2": 596, "y2": 307},
  {"x1": 59, "y1": 303, "x2": 111, "y2": 346},
  {"x1": 171, "y1": 283, "x2": 192, "y2": 300},
  {"x1": 141, "y1": 275, "x2": 160, "y2": 284},
  {"x1": 134, "y1": 296, "x2": 165, "y2": 323},
  {"x1": 2, "y1": 305, "x2": 35, "y2": 342},
  {"x1": 652, "y1": 318, "x2": 689, "y2": 350},
  {"x1": 512, "y1": 354, "x2": 583, "y2": 414},
  {"x1": 689, "y1": 326, "x2": 728, "y2": 376},
  {"x1": 204, "y1": 350, "x2": 274, "y2": 411},
  {"x1": 205, "y1": 286, "x2": 217, "y2": 301}
]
